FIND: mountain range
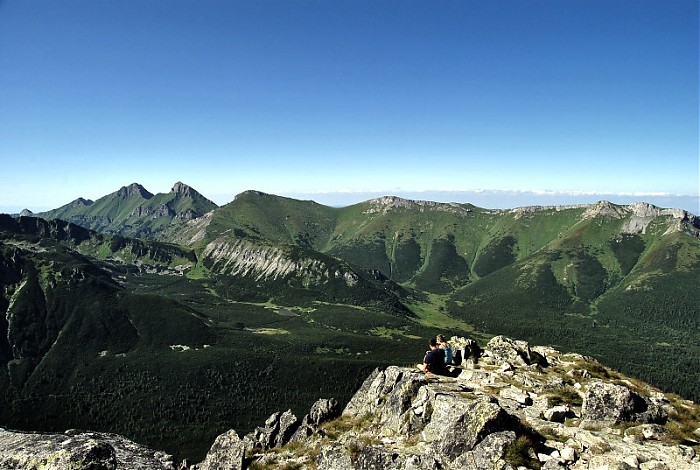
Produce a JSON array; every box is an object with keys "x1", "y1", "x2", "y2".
[{"x1": 2, "y1": 182, "x2": 698, "y2": 461}]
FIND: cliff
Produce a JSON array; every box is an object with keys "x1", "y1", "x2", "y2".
[{"x1": 1, "y1": 336, "x2": 698, "y2": 469}]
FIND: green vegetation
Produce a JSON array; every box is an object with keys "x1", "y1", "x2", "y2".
[
  {"x1": 1, "y1": 194, "x2": 699, "y2": 462},
  {"x1": 504, "y1": 435, "x2": 540, "y2": 469}
]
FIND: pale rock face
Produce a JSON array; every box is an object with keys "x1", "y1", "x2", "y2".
[{"x1": 202, "y1": 238, "x2": 361, "y2": 287}]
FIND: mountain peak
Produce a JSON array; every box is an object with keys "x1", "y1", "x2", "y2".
[
  {"x1": 69, "y1": 197, "x2": 93, "y2": 208},
  {"x1": 171, "y1": 181, "x2": 195, "y2": 196},
  {"x1": 117, "y1": 183, "x2": 153, "y2": 200},
  {"x1": 235, "y1": 190, "x2": 271, "y2": 200}
]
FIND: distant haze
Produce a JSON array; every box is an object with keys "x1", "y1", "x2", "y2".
[{"x1": 2, "y1": 188, "x2": 698, "y2": 217}]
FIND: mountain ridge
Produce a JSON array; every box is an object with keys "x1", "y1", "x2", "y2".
[{"x1": 1, "y1": 184, "x2": 698, "y2": 461}]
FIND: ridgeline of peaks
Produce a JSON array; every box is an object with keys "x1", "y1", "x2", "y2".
[
  {"x1": 35, "y1": 182, "x2": 218, "y2": 238},
  {"x1": 1, "y1": 184, "x2": 698, "y2": 463}
]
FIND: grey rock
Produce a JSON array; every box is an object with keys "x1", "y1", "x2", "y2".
[
  {"x1": 344, "y1": 366, "x2": 427, "y2": 424},
  {"x1": 291, "y1": 398, "x2": 341, "y2": 442},
  {"x1": 317, "y1": 444, "x2": 354, "y2": 470},
  {"x1": 0, "y1": 428, "x2": 175, "y2": 469},
  {"x1": 308, "y1": 398, "x2": 341, "y2": 425},
  {"x1": 453, "y1": 430, "x2": 517, "y2": 469},
  {"x1": 499, "y1": 387, "x2": 533, "y2": 406},
  {"x1": 422, "y1": 393, "x2": 518, "y2": 463},
  {"x1": 197, "y1": 429, "x2": 245, "y2": 470},
  {"x1": 560, "y1": 446, "x2": 576, "y2": 462},
  {"x1": 543, "y1": 405, "x2": 571, "y2": 423},
  {"x1": 581, "y1": 381, "x2": 666, "y2": 424},
  {"x1": 542, "y1": 459, "x2": 566, "y2": 470},
  {"x1": 244, "y1": 409, "x2": 299, "y2": 450},
  {"x1": 353, "y1": 446, "x2": 437, "y2": 470},
  {"x1": 484, "y1": 336, "x2": 534, "y2": 367},
  {"x1": 641, "y1": 423, "x2": 666, "y2": 440}
]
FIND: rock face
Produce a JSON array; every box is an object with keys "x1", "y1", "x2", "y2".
[
  {"x1": 202, "y1": 238, "x2": 359, "y2": 286},
  {"x1": 0, "y1": 428, "x2": 176, "y2": 469},
  {"x1": 1, "y1": 336, "x2": 698, "y2": 470}
]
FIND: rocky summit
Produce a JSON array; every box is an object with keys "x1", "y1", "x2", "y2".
[{"x1": 1, "y1": 335, "x2": 698, "y2": 470}]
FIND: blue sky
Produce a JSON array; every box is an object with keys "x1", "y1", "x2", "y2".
[{"x1": 1, "y1": 0, "x2": 698, "y2": 213}]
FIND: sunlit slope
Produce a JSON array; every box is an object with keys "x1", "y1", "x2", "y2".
[
  {"x1": 198, "y1": 190, "x2": 339, "y2": 249},
  {"x1": 191, "y1": 194, "x2": 699, "y2": 300},
  {"x1": 0, "y1": 214, "x2": 438, "y2": 462},
  {"x1": 37, "y1": 182, "x2": 218, "y2": 239},
  {"x1": 447, "y1": 206, "x2": 700, "y2": 401}
]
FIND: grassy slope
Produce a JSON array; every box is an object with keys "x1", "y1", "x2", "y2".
[
  {"x1": 3, "y1": 198, "x2": 699, "y2": 461},
  {"x1": 0, "y1": 227, "x2": 448, "y2": 462},
  {"x1": 204, "y1": 191, "x2": 339, "y2": 249}
]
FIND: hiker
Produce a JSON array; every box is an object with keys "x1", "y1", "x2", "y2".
[
  {"x1": 417, "y1": 338, "x2": 446, "y2": 374},
  {"x1": 437, "y1": 334, "x2": 454, "y2": 365}
]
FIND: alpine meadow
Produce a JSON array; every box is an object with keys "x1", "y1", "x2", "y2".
[{"x1": 1, "y1": 182, "x2": 698, "y2": 462}]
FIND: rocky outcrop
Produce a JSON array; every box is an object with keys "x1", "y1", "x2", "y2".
[
  {"x1": 1, "y1": 336, "x2": 698, "y2": 470},
  {"x1": 196, "y1": 336, "x2": 700, "y2": 469},
  {"x1": 0, "y1": 428, "x2": 176, "y2": 469},
  {"x1": 291, "y1": 398, "x2": 341, "y2": 441},
  {"x1": 243, "y1": 410, "x2": 299, "y2": 451},
  {"x1": 364, "y1": 196, "x2": 473, "y2": 217},
  {"x1": 131, "y1": 204, "x2": 176, "y2": 218},
  {"x1": 579, "y1": 200, "x2": 699, "y2": 236},
  {"x1": 197, "y1": 430, "x2": 245, "y2": 470}
]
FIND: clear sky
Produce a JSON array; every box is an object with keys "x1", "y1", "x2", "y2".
[{"x1": 1, "y1": 0, "x2": 698, "y2": 214}]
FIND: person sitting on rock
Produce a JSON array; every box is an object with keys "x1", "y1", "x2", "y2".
[
  {"x1": 417, "y1": 338, "x2": 446, "y2": 374},
  {"x1": 437, "y1": 334, "x2": 454, "y2": 365}
]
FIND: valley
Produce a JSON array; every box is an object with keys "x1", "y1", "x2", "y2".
[{"x1": 1, "y1": 184, "x2": 699, "y2": 462}]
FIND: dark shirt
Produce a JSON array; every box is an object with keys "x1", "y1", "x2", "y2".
[{"x1": 423, "y1": 348, "x2": 446, "y2": 374}]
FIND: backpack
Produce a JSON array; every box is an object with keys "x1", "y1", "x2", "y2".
[{"x1": 444, "y1": 345, "x2": 453, "y2": 364}]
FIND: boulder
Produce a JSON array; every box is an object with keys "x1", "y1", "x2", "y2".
[
  {"x1": 344, "y1": 366, "x2": 427, "y2": 426},
  {"x1": 316, "y1": 444, "x2": 354, "y2": 470},
  {"x1": 452, "y1": 430, "x2": 517, "y2": 469},
  {"x1": 543, "y1": 405, "x2": 571, "y2": 423},
  {"x1": 197, "y1": 430, "x2": 245, "y2": 470},
  {"x1": 421, "y1": 393, "x2": 518, "y2": 463},
  {"x1": 581, "y1": 381, "x2": 666, "y2": 424},
  {"x1": 353, "y1": 446, "x2": 436, "y2": 470},
  {"x1": 449, "y1": 337, "x2": 482, "y2": 365},
  {"x1": 484, "y1": 335, "x2": 534, "y2": 367}
]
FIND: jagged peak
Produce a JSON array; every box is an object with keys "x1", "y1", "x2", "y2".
[
  {"x1": 116, "y1": 183, "x2": 153, "y2": 199},
  {"x1": 171, "y1": 181, "x2": 198, "y2": 197},
  {"x1": 68, "y1": 197, "x2": 93, "y2": 208}
]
